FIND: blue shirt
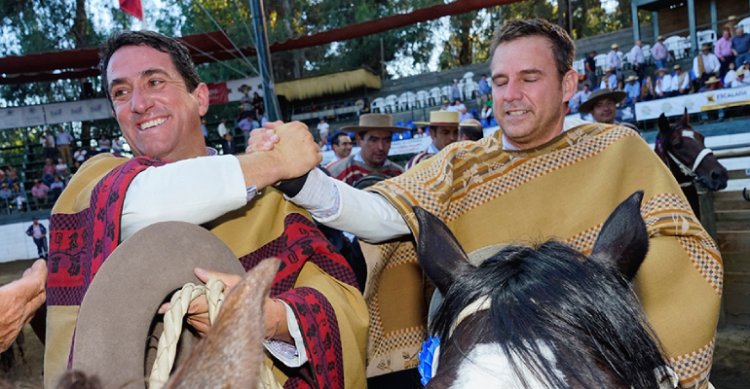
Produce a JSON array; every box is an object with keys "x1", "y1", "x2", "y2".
[
  {"x1": 624, "y1": 81, "x2": 641, "y2": 100},
  {"x1": 732, "y1": 33, "x2": 750, "y2": 55}
]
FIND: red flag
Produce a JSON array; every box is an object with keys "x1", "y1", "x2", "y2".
[{"x1": 119, "y1": 0, "x2": 143, "y2": 20}]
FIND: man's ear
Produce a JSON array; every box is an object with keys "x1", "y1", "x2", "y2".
[
  {"x1": 194, "y1": 83, "x2": 210, "y2": 117},
  {"x1": 562, "y1": 69, "x2": 578, "y2": 102}
]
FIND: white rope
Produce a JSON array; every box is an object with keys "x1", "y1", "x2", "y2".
[{"x1": 148, "y1": 278, "x2": 227, "y2": 389}]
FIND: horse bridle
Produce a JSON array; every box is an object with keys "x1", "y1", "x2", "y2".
[{"x1": 665, "y1": 129, "x2": 714, "y2": 188}]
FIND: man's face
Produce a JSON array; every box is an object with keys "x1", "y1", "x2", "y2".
[
  {"x1": 591, "y1": 98, "x2": 617, "y2": 124},
  {"x1": 358, "y1": 129, "x2": 392, "y2": 167},
  {"x1": 430, "y1": 125, "x2": 459, "y2": 150},
  {"x1": 332, "y1": 135, "x2": 353, "y2": 159},
  {"x1": 106, "y1": 45, "x2": 209, "y2": 161},
  {"x1": 490, "y1": 36, "x2": 576, "y2": 149}
]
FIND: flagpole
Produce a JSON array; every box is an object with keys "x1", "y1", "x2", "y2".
[{"x1": 248, "y1": 0, "x2": 281, "y2": 121}]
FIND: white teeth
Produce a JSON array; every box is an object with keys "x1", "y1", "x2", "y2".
[
  {"x1": 140, "y1": 118, "x2": 166, "y2": 130},
  {"x1": 507, "y1": 111, "x2": 527, "y2": 116}
]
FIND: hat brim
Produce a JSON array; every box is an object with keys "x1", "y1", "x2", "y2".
[
  {"x1": 413, "y1": 121, "x2": 460, "y2": 127},
  {"x1": 578, "y1": 90, "x2": 627, "y2": 114},
  {"x1": 72, "y1": 221, "x2": 246, "y2": 388},
  {"x1": 341, "y1": 125, "x2": 410, "y2": 133}
]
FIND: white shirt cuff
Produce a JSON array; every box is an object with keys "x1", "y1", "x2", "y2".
[{"x1": 263, "y1": 302, "x2": 308, "y2": 367}]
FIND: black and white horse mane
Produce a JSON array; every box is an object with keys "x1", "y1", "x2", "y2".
[{"x1": 414, "y1": 192, "x2": 676, "y2": 389}]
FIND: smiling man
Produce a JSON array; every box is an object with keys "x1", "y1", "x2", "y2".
[
  {"x1": 254, "y1": 18, "x2": 721, "y2": 389},
  {"x1": 44, "y1": 30, "x2": 367, "y2": 388}
]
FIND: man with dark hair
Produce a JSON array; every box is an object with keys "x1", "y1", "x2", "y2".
[
  {"x1": 405, "y1": 111, "x2": 460, "y2": 169},
  {"x1": 255, "y1": 18, "x2": 720, "y2": 388},
  {"x1": 327, "y1": 131, "x2": 354, "y2": 165},
  {"x1": 326, "y1": 114, "x2": 405, "y2": 186},
  {"x1": 44, "y1": 30, "x2": 367, "y2": 388}
]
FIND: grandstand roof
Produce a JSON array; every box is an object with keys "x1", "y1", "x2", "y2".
[{"x1": 276, "y1": 68, "x2": 381, "y2": 101}]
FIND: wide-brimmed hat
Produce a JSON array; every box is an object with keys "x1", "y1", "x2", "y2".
[
  {"x1": 737, "y1": 69, "x2": 746, "y2": 77},
  {"x1": 340, "y1": 113, "x2": 408, "y2": 133},
  {"x1": 72, "y1": 222, "x2": 248, "y2": 388},
  {"x1": 611, "y1": 43, "x2": 619, "y2": 49},
  {"x1": 673, "y1": 64, "x2": 682, "y2": 70},
  {"x1": 415, "y1": 111, "x2": 462, "y2": 127},
  {"x1": 657, "y1": 67, "x2": 668, "y2": 73},
  {"x1": 625, "y1": 75, "x2": 639, "y2": 82},
  {"x1": 657, "y1": 35, "x2": 664, "y2": 40},
  {"x1": 578, "y1": 88, "x2": 626, "y2": 114},
  {"x1": 701, "y1": 42, "x2": 712, "y2": 50},
  {"x1": 705, "y1": 76, "x2": 721, "y2": 84}
]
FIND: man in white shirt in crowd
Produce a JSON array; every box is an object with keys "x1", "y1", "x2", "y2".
[
  {"x1": 731, "y1": 68, "x2": 750, "y2": 88},
  {"x1": 606, "y1": 43, "x2": 623, "y2": 81},
  {"x1": 316, "y1": 117, "x2": 330, "y2": 148},
  {"x1": 670, "y1": 64, "x2": 690, "y2": 96},
  {"x1": 693, "y1": 43, "x2": 721, "y2": 89},
  {"x1": 655, "y1": 67, "x2": 672, "y2": 98},
  {"x1": 627, "y1": 40, "x2": 646, "y2": 79}
]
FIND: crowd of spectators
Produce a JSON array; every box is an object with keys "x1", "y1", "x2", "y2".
[
  {"x1": 568, "y1": 18, "x2": 750, "y2": 117},
  {"x1": 0, "y1": 127, "x2": 123, "y2": 215}
]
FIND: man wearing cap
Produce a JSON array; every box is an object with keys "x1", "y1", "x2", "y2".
[
  {"x1": 327, "y1": 113, "x2": 404, "y2": 186},
  {"x1": 731, "y1": 68, "x2": 750, "y2": 88},
  {"x1": 44, "y1": 30, "x2": 368, "y2": 388},
  {"x1": 693, "y1": 43, "x2": 721, "y2": 89},
  {"x1": 655, "y1": 67, "x2": 672, "y2": 98},
  {"x1": 670, "y1": 64, "x2": 690, "y2": 95},
  {"x1": 459, "y1": 118, "x2": 484, "y2": 141},
  {"x1": 622, "y1": 75, "x2": 641, "y2": 105},
  {"x1": 254, "y1": 19, "x2": 721, "y2": 388},
  {"x1": 607, "y1": 43, "x2": 623, "y2": 83},
  {"x1": 405, "y1": 111, "x2": 461, "y2": 170},
  {"x1": 600, "y1": 67, "x2": 618, "y2": 90},
  {"x1": 578, "y1": 88, "x2": 638, "y2": 131},
  {"x1": 652, "y1": 35, "x2": 668, "y2": 70}
]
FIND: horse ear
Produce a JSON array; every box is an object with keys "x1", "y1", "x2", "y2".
[
  {"x1": 682, "y1": 107, "x2": 690, "y2": 126},
  {"x1": 591, "y1": 191, "x2": 649, "y2": 280},
  {"x1": 657, "y1": 113, "x2": 672, "y2": 136},
  {"x1": 413, "y1": 207, "x2": 473, "y2": 294}
]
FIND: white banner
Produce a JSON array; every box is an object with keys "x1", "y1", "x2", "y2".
[
  {"x1": 22, "y1": 105, "x2": 46, "y2": 126},
  {"x1": 635, "y1": 85, "x2": 750, "y2": 120},
  {"x1": 0, "y1": 107, "x2": 24, "y2": 128}
]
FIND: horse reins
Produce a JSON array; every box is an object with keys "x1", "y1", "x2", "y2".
[
  {"x1": 664, "y1": 130, "x2": 714, "y2": 188},
  {"x1": 448, "y1": 296, "x2": 492, "y2": 337}
]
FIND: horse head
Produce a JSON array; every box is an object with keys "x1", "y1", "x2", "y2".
[
  {"x1": 657, "y1": 110, "x2": 728, "y2": 191},
  {"x1": 413, "y1": 192, "x2": 675, "y2": 389}
]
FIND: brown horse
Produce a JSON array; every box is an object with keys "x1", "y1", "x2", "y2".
[{"x1": 655, "y1": 110, "x2": 728, "y2": 217}]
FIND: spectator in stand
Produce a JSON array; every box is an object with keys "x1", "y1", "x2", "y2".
[
  {"x1": 54, "y1": 157, "x2": 69, "y2": 179},
  {"x1": 251, "y1": 91, "x2": 264, "y2": 116},
  {"x1": 49, "y1": 175, "x2": 64, "y2": 202},
  {"x1": 733, "y1": 25, "x2": 750, "y2": 68},
  {"x1": 480, "y1": 99, "x2": 493, "y2": 126},
  {"x1": 578, "y1": 89, "x2": 639, "y2": 131},
  {"x1": 622, "y1": 75, "x2": 641, "y2": 105},
  {"x1": 606, "y1": 43, "x2": 623, "y2": 81},
  {"x1": 715, "y1": 27, "x2": 735, "y2": 79},
  {"x1": 450, "y1": 79, "x2": 461, "y2": 101},
  {"x1": 446, "y1": 98, "x2": 471, "y2": 121},
  {"x1": 640, "y1": 75, "x2": 655, "y2": 101},
  {"x1": 670, "y1": 64, "x2": 691, "y2": 96},
  {"x1": 31, "y1": 179, "x2": 50, "y2": 210},
  {"x1": 693, "y1": 43, "x2": 721, "y2": 89},
  {"x1": 458, "y1": 118, "x2": 483, "y2": 141},
  {"x1": 327, "y1": 131, "x2": 354, "y2": 167},
  {"x1": 601, "y1": 67, "x2": 618, "y2": 90},
  {"x1": 98, "y1": 134, "x2": 112, "y2": 153},
  {"x1": 41, "y1": 130, "x2": 57, "y2": 160},
  {"x1": 654, "y1": 68, "x2": 672, "y2": 98},
  {"x1": 628, "y1": 40, "x2": 646, "y2": 80},
  {"x1": 4, "y1": 165, "x2": 18, "y2": 186},
  {"x1": 14, "y1": 192, "x2": 27, "y2": 212},
  {"x1": 731, "y1": 68, "x2": 750, "y2": 88},
  {"x1": 700, "y1": 76, "x2": 725, "y2": 121},
  {"x1": 216, "y1": 119, "x2": 230, "y2": 154},
  {"x1": 0, "y1": 183, "x2": 11, "y2": 210},
  {"x1": 652, "y1": 35, "x2": 668, "y2": 70},
  {"x1": 112, "y1": 137, "x2": 124, "y2": 157},
  {"x1": 584, "y1": 50, "x2": 598, "y2": 89},
  {"x1": 26, "y1": 217, "x2": 48, "y2": 259},
  {"x1": 724, "y1": 62, "x2": 738, "y2": 86},
  {"x1": 55, "y1": 127, "x2": 74, "y2": 166},
  {"x1": 568, "y1": 83, "x2": 592, "y2": 113},
  {"x1": 316, "y1": 117, "x2": 330, "y2": 149},
  {"x1": 42, "y1": 158, "x2": 56, "y2": 184},
  {"x1": 478, "y1": 74, "x2": 491, "y2": 99},
  {"x1": 237, "y1": 112, "x2": 255, "y2": 147}
]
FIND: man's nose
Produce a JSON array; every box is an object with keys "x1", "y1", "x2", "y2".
[
  {"x1": 503, "y1": 79, "x2": 523, "y2": 101},
  {"x1": 130, "y1": 88, "x2": 153, "y2": 113}
]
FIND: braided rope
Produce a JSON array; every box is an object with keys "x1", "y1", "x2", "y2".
[{"x1": 148, "y1": 278, "x2": 227, "y2": 389}]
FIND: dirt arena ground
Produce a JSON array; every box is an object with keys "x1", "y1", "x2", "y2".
[{"x1": 1, "y1": 259, "x2": 748, "y2": 388}]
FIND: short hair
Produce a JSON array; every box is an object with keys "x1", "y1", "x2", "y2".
[
  {"x1": 331, "y1": 131, "x2": 351, "y2": 146},
  {"x1": 490, "y1": 18, "x2": 575, "y2": 79},
  {"x1": 99, "y1": 30, "x2": 201, "y2": 105}
]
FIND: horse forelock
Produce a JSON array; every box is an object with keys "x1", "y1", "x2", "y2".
[{"x1": 432, "y1": 241, "x2": 670, "y2": 389}]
